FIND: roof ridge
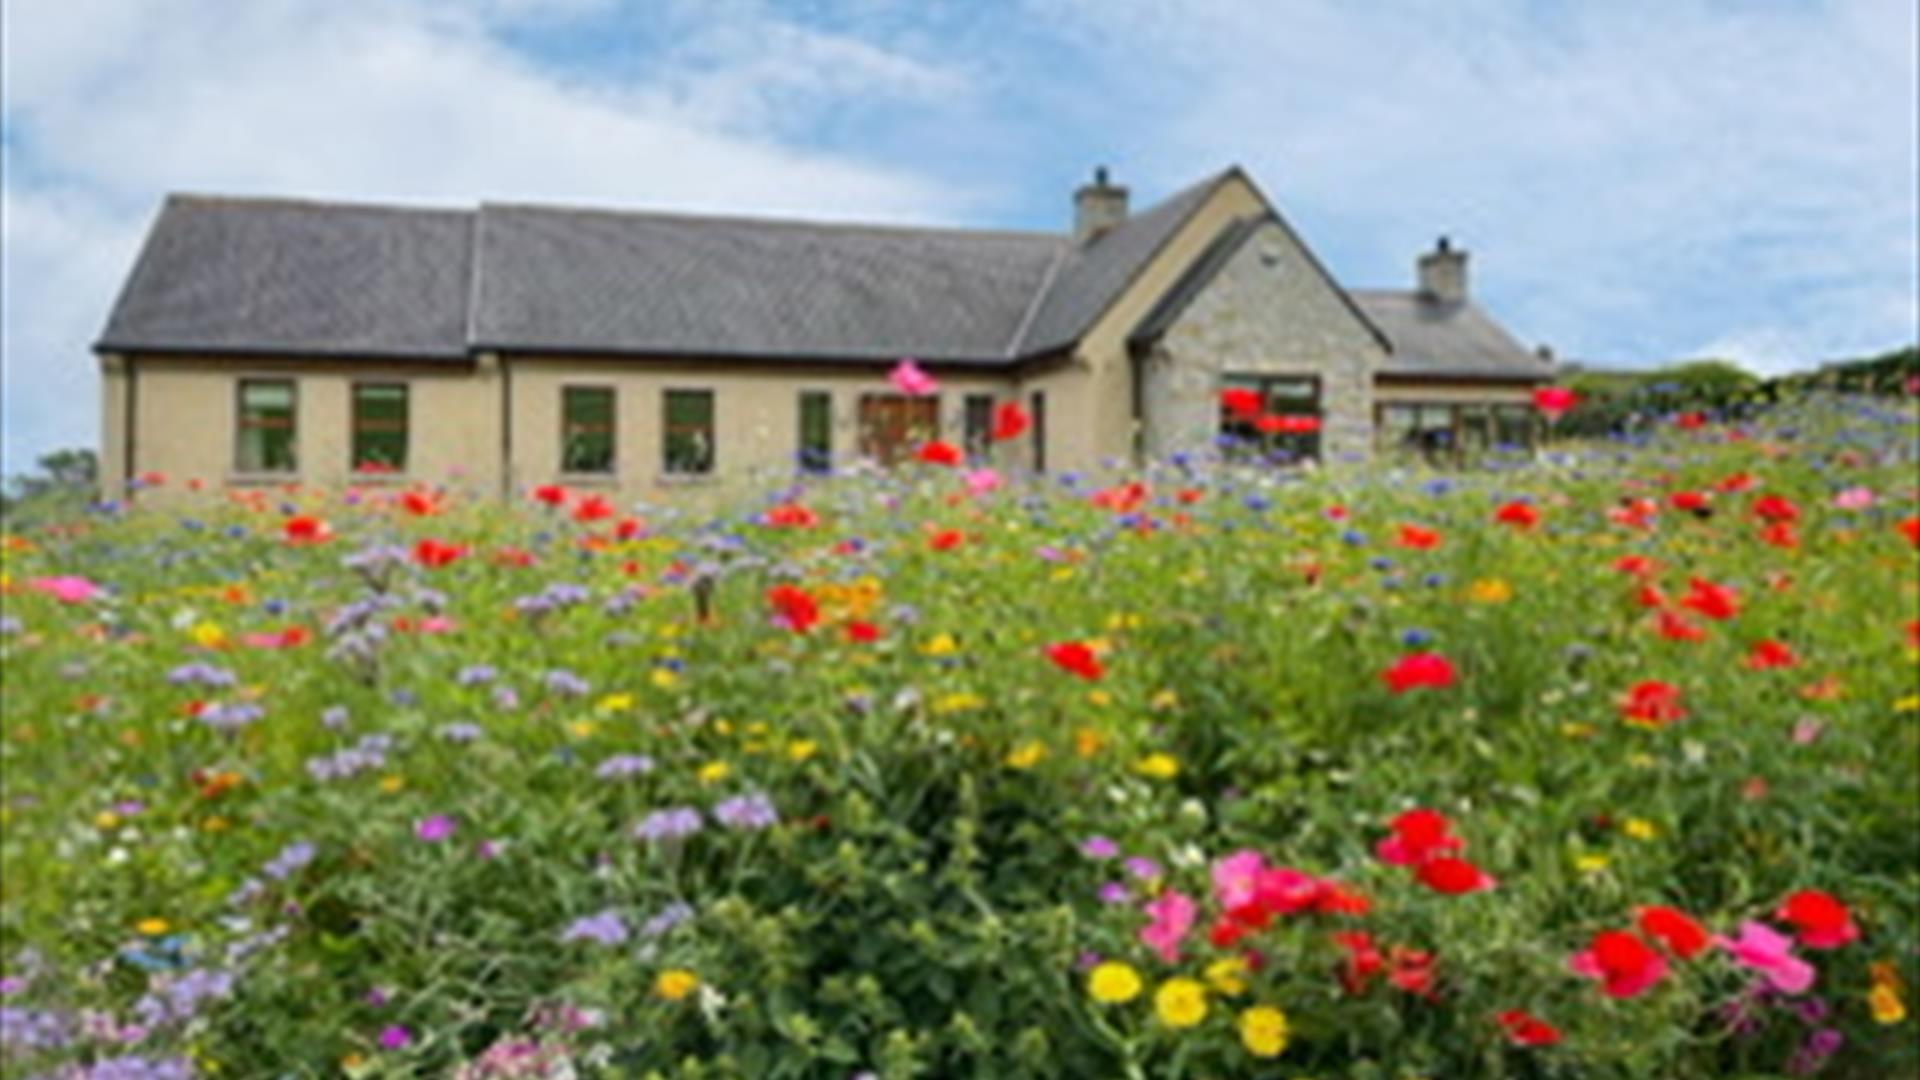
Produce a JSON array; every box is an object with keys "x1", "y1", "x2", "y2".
[
  {"x1": 1005, "y1": 243, "x2": 1071, "y2": 357},
  {"x1": 163, "y1": 192, "x2": 473, "y2": 215},
  {"x1": 480, "y1": 200, "x2": 1068, "y2": 243}
]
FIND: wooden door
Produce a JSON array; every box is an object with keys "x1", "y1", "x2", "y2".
[{"x1": 859, "y1": 394, "x2": 939, "y2": 464}]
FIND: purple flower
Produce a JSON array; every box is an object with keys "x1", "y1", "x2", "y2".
[
  {"x1": 378, "y1": 1024, "x2": 413, "y2": 1050},
  {"x1": 365, "y1": 986, "x2": 391, "y2": 1007},
  {"x1": 560, "y1": 910, "x2": 629, "y2": 946},
  {"x1": 416, "y1": 815, "x2": 457, "y2": 843},
  {"x1": 439, "y1": 722, "x2": 484, "y2": 743},
  {"x1": 713, "y1": 792, "x2": 778, "y2": 831},
  {"x1": 168, "y1": 663, "x2": 236, "y2": 688},
  {"x1": 1123, "y1": 856, "x2": 1162, "y2": 882},
  {"x1": 1097, "y1": 882, "x2": 1131, "y2": 905},
  {"x1": 320, "y1": 705, "x2": 350, "y2": 729},
  {"x1": 641, "y1": 902, "x2": 695, "y2": 938},
  {"x1": 1080, "y1": 836, "x2": 1119, "y2": 859},
  {"x1": 198, "y1": 702, "x2": 264, "y2": 732},
  {"x1": 633, "y1": 807, "x2": 703, "y2": 842},
  {"x1": 594, "y1": 754, "x2": 656, "y2": 780},
  {"x1": 262, "y1": 841, "x2": 316, "y2": 880},
  {"x1": 456, "y1": 664, "x2": 497, "y2": 686},
  {"x1": 544, "y1": 669, "x2": 590, "y2": 697}
]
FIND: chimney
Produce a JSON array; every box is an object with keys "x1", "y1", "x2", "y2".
[
  {"x1": 1074, "y1": 165, "x2": 1129, "y2": 243},
  {"x1": 1418, "y1": 235, "x2": 1468, "y2": 304}
]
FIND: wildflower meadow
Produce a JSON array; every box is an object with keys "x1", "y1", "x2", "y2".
[{"x1": 2, "y1": 389, "x2": 1916, "y2": 1078}]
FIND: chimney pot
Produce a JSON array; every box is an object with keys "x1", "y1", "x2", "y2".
[
  {"x1": 1417, "y1": 236, "x2": 1469, "y2": 304},
  {"x1": 1074, "y1": 166, "x2": 1129, "y2": 243}
]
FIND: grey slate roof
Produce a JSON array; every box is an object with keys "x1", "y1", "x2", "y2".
[
  {"x1": 1351, "y1": 290, "x2": 1552, "y2": 380},
  {"x1": 98, "y1": 196, "x2": 474, "y2": 358},
  {"x1": 472, "y1": 205, "x2": 1061, "y2": 362}
]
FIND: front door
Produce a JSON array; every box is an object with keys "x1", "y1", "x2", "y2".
[{"x1": 859, "y1": 394, "x2": 940, "y2": 464}]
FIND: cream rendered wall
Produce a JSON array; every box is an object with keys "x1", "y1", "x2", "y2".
[
  {"x1": 124, "y1": 358, "x2": 502, "y2": 499},
  {"x1": 505, "y1": 359, "x2": 1019, "y2": 500},
  {"x1": 1145, "y1": 218, "x2": 1388, "y2": 462},
  {"x1": 1373, "y1": 379, "x2": 1539, "y2": 406},
  {"x1": 99, "y1": 354, "x2": 130, "y2": 501},
  {"x1": 1069, "y1": 173, "x2": 1269, "y2": 470}
]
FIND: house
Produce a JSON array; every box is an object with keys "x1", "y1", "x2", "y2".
[{"x1": 94, "y1": 166, "x2": 1552, "y2": 501}]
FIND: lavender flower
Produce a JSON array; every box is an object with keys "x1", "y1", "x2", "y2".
[
  {"x1": 198, "y1": 702, "x2": 264, "y2": 732},
  {"x1": 439, "y1": 722, "x2": 484, "y2": 743},
  {"x1": 594, "y1": 754, "x2": 656, "y2": 780},
  {"x1": 167, "y1": 663, "x2": 236, "y2": 688},
  {"x1": 1123, "y1": 856, "x2": 1163, "y2": 881},
  {"x1": 262, "y1": 841, "x2": 316, "y2": 881},
  {"x1": 559, "y1": 910, "x2": 629, "y2": 946},
  {"x1": 633, "y1": 807, "x2": 703, "y2": 842},
  {"x1": 457, "y1": 665, "x2": 498, "y2": 686},
  {"x1": 320, "y1": 705, "x2": 350, "y2": 730},
  {"x1": 713, "y1": 792, "x2": 778, "y2": 831},
  {"x1": 641, "y1": 902, "x2": 695, "y2": 938},
  {"x1": 544, "y1": 669, "x2": 590, "y2": 697}
]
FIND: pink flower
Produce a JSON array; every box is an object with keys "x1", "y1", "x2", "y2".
[
  {"x1": 378, "y1": 1024, "x2": 413, "y2": 1050},
  {"x1": 28, "y1": 576, "x2": 102, "y2": 604},
  {"x1": 1832, "y1": 486, "x2": 1875, "y2": 510},
  {"x1": 1719, "y1": 921, "x2": 1816, "y2": 994},
  {"x1": 1211, "y1": 850, "x2": 1266, "y2": 911},
  {"x1": 888, "y1": 358, "x2": 939, "y2": 397},
  {"x1": 416, "y1": 815, "x2": 457, "y2": 843},
  {"x1": 1139, "y1": 890, "x2": 1196, "y2": 964},
  {"x1": 964, "y1": 468, "x2": 1002, "y2": 497}
]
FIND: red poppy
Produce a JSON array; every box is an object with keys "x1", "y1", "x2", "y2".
[
  {"x1": 1396, "y1": 524, "x2": 1443, "y2": 550},
  {"x1": 1376, "y1": 808, "x2": 1463, "y2": 866},
  {"x1": 1716, "y1": 471, "x2": 1757, "y2": 493},
  {"x1": 1332, "y1": 930, "x2": 1383, "y2": 994},
  {"x1": 1497, "y1": 1009, "x2": 1563, "y2": 1047},
  {"x1": 766, "y1": 584, "x2": 820, "y2": 634},
  {"x1": 1044, "y1": 641, "x2": 1104, "y2": 680},
  {"x1": 1745, "y1": 639, "x2": 1798, "y2": 670},
  {"x1": 494, "y1": 546, "x2": 536, "y2": 568},
  {"x1": 283, "y1": 515, "x2": 332, "y2": 545},
  {"x1": 400, "y1": 490, "x2": 439, "y2": 516},
  {"x1": 917, "y1": 440, "x2": 964, "y2": 467},
  {"x1": 571, "y1": 494, "x2": 615, "y2": 522},
  {"x1": 1533, "y1": 386, "x2": 1578, "y2": 420},
  {"x1": 1634, "y1": 584, "x2": 1668, "y2": 609},
  {"x1": 1653, "y1": 609, "x2": 1707, "y2": 642},
  {"x1": 413, "y1": 538, "x2": 467, "y2": 569},
  {"x1": 1637, "y1": 905, "x2": 1711, "y2": 959},
  {"x1": 928, "y1": 529, "x2": 965, "y2": 551},
  {"x1": 1569, "y1": 930, "x2": 1669, "y2": 998},
  {"x1": 1679, "y1": 577, "x2": 1740, "y2": 620},
  {"x1": 614, "y1": 517, "x2": 646, "y2": 541},
  {"x1": 1610, "y1": 499, "x2": 1660, "y2": 530},
  {"x1": 1751, "y1": 494, "x2": 1801, "y2": 524},
  {"x1": 765, "y1": 503, "x2": 819, "y2": 529},
  {"x1": 991, "y1": 402, "x2": 1030, "y2": 441},
  {"x1": 1387, "y1": 946, "x2": 1439, "y2": 998},
  {"x1": 1614, "y1": 555, "x2": 1661, "y2": 578},
  {"x1": 1898, "y1": 516, "x2": 1919, "y2": 547},
  {"x1": 1777, "y1": 889, "x2": 1859, "y2": 949},
  {"x1": 1417, "y1": 856, "x2": 1497, "y2": 895},
  {"x1": 1621, "y1": 680, "x2": 1687, "y2": 725},
  {"x1": 844, "y1": 621, "x2": 882, "y2": 644},
  {"x1": 1669, "y1": 490, "x2": 1711, "y2": 513},
  {"x1": 1494, "y1": 501, "x2": 1540, "y2": 529},
  {"x1": 1091, "y1": 482, "x2": 1150, "y2": 514},
  {"x1": 1760, "y1": 522, "x2": 1799, "y2": 549},
  {"x1": 1221, "y1": 387, "x2": 1264, "y2": 418},
  {"x1": 1381, "y1": 652, "x2": 1456, "y2": 694},
  {"x1": 1675, "y1": 411, "x2": 1708, "y2": 430},
  {"x1": 532, "y1": 484, "x2": 569, "y2": 507},
  {"x1": 138, "y1": 471, "x2": 168, "y2": 487}
]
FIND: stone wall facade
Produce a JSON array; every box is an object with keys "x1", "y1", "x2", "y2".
[{"x1": 1141, "y1": 218, "x2": 1387, "y2": 463}]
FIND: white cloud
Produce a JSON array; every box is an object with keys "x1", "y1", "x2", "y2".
[{"x1": 0, "y1": 0, "x2": 970, "y2": 471}]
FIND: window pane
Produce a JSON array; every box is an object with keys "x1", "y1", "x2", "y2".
[
  {"x1": 237, "y1": 380, "x2": 297, "y2": 473},
  {"x1": 563, "y1": 387, "x2": 616, "y2": 474},
  {"x1": 1218, "y1": 373, "x2": 1321, "y2": 464},
  {"x1": 664, "y1": 390, "x2": 714, "y2": 475},
  {"x1": 1495, "y1": 405, "x2": 1535, "y2": 448},
  {"x1": 1029, "y1": 391, "x2": 1046, "y2": 472},
  {"x1": 963, "y1": 394, "x2": 994, "y2": 457},
  {"x1": 352, "y1": 383, "x2": 408, "y2": 472},
  {"x1": 799, "y1": 391, "x2": 831, "y2": 471}
]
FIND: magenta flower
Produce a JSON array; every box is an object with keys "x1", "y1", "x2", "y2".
[
  {"x1": 1212, "y1": 849, "x2": 1266, "y2": 910},
  {"x1": 28, "y1": 576, "x2": 103, "y2": 604},
  {"x1": 415, "y1": 815, "x2": 457, "y2": 843},
  {"x1": 1139, "y1": 890, "x2": 1196, "y2": 964},
  {"x1": 378, "y1": 1024, "x2": 412, "y2": 1050},
  {"x1": 888, "y1": 358, "x2": 939, "y2": 397},
  {"x1": 1720, "y1": 921, "x2": 1816, "y2": 995}
]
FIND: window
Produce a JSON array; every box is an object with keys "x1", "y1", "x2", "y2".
[
  {"x1": 1494, "y1": 405, "x2": 1535, "y2": 449},
  {"x1": 663, "y1": 389, "x2": 714, "y2": 475},
  {"x1": 1219, "y1": 374, "x2": 1321, "y2": 463},
  {"x1": 963, "y1": 394, "x2": 995, "y2": 458},
  {"x1": 1029, "y1": 390, "x2": 1047, "y2": 473},
  {"x1": 798, "y1": 391, "x2": 832, "y2": 472},
  {"x1": 562, "y1": 387, "x2": 616, "y2": 474},
  {"x1": 236, "y1": 379, "x2": 297, "y2": 473},
  {"x1": 350, "y1": 383, "x2": 408, "y2": 473},
  {"x1": 858, "y1": 394, "x2": 938, "y2": 465}
]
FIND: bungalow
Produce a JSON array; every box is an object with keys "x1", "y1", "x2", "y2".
[{"x1": 94, "y1": 166, "x2": 1552, "y2": 500}]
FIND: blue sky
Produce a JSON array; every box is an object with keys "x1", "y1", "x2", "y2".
[{"x1": 3, "y1": 0, "x2": 1915, "y2": 473}]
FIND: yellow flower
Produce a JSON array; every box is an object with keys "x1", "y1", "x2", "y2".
[
  {"x1": 1087, "y1": 961, "x2": 1143, "y2": 1004},
  {"x1": 1205, "y1": 957, "x2": 1248, "y2": 996},
  {"x1": 1086, "y1": 689, "x2": 1112, "y2": 707},
  {"x1": 1560, "y1": 722, "x2": 1596, "y2": 739},
  {"x1": 1150, "y1": 689, "x2": 1180, "y2": 712},
  {"x1": 596, "y1": 692, "x2": 635, "y2": 713},
  {"x1": 650, "y1": 668, "x2": 680, "y2": 690},
  {"x1": 1005, "y1": 741, "x2": 1048, "y2": 770},
  {"x1": 1870, "y1": 984, "x2": 1907, "y2": 1024},
  {"x1": 1135, "y1": 753, "x2": 1180, "y2": 781},
  {"x1": 1051, "y1": 567, "x2": 1076, "y2": 582},
  {"x1": 1468, "y1": 578, "x2": 1513, "y2": 604},
  {"x1": 190, "y1": 622, "x2": 227, "y2": 649},
  {"x1": 1895, "y1": 693, "x2": 1920, "y2": 713},
  {"x1": 136, "y1": 918, "x2": 172, "y2": 936},
  {"x1": 568, "y1": 720, "x2": 598, "y2": 740},
  {"x1": 1153, "y1": 977, "x2": 1208, "y2": 1029},
  {"x1": 786, "y1": 739, "x2": 819, "y2": 762},
  {"x1": 1106, "y1": 612, "x2": 1142, "y2": 632},
  {"x1": 933, "y1": 692, "x2": 985, "y2": 715},
  {"x1": 697, "y1": 761, "x2": 731, "y2": 785},
  {"x1": 201, "y1": 815, "x2": 231, "y2": 833},
  {"x1": 655, "y1": 969, "x2": 700, "y2": 1001},
  {"x1": 1238, "y1": 1005, "x2": 1289, "y2": 1058},
  {"x1": 1575, "y1": 853, "x2": 1611, "y2": 874},
  {"x1": 921, "y1": 632, "x2": 960, "y2": 657},
  {"x1": 95, "y1": 810, "x2": 122, "y2": 830},
  {"x1": 1074, "y1": 727, "x2": 1108, "y2": 757},
  {"x1": 1627, "y1": 753, "x2": 1656, "y2": 769},
  {"x1": 1622, "y1": 818, "x2": 1659, "y2": 841},
  {"x1": 378, "y1": 775, "x2": 405, "y2": 794}
]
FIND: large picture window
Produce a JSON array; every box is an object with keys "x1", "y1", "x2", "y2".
[
  {"x1": 1377, "y1": 401, "x2": 1536, "y2": 461},
  {"x1": 798, "y1": 391, "x2": 832, "y2": 472},
  {"x1": 562, "y1": 386, "x2": 616, "y2": 474},
  {"x1": 1219, "y1": 374, "x2": 1321, "y2": 463},
  {"x1": 663, "y1": 389, "x2": 714, "y2": 475},
  {"x1": 858, "y1": 393, "x2": 938, "y2": 465},
  {"x1": 236, "y1": 379, "x2": 297, "y2": 473},
  {"x1": 350, "y1": 383, "x2": 408, "y2": 473}
]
